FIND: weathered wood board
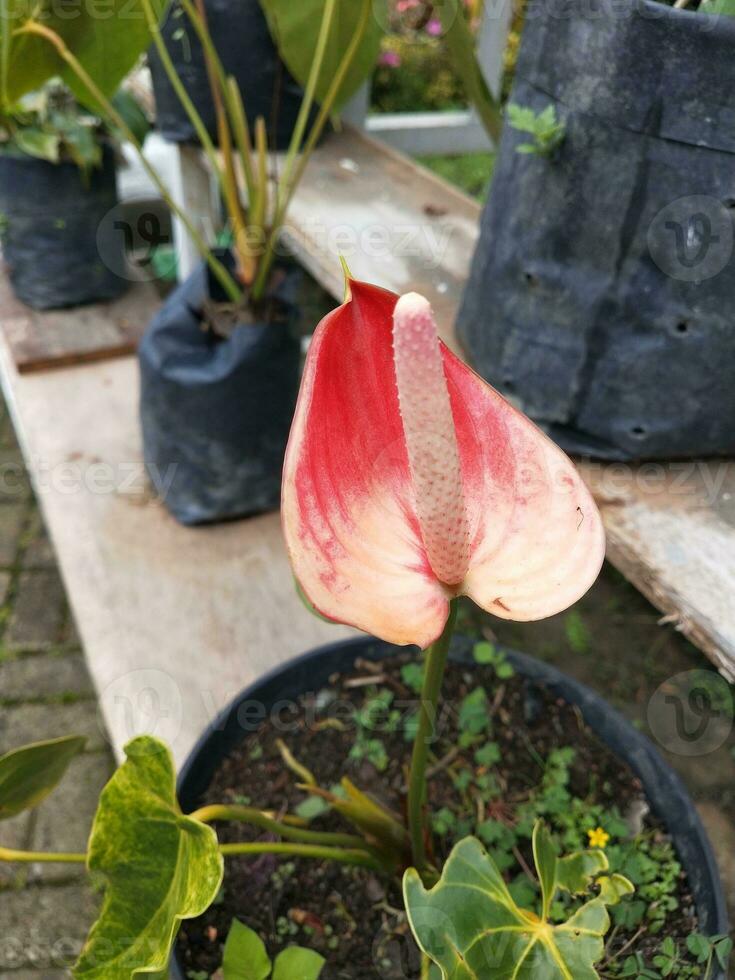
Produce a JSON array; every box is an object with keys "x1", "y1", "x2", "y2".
[
  {"x1": 581, "y1": 461, "x2": 735, "y2": 680},
  {"x1": 0, "y1": 275, "x2": 160, "y2": 374}
]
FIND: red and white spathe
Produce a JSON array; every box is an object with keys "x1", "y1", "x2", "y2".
[{"x1": 282, "y1": 280, "x2": 605, "y2": 649}]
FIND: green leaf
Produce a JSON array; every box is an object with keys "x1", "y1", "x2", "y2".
[
  {"x1": 1, "y1": 0, "x2": 167, "y2": 111},
  {"x1": 110, "y1": 89, "x2": 150, "y2": 145},
  {"x1": 222, "y1": 920, "x2": 271, "y2": 980},
  {"x1": 458, "y1": 687, "x2": 489, "y2": 736},
  {"x1": 472, "y1": 641, "x2": 495, "y2": 665},
  {"x1": 0, "y1": 735, "x2": 86, "y2": 820},
  {"x1": 272, "y1": 946, "x2": 325, "y2": 980},
  {"x1": 258, "y1": 0, "x2": 383, "y2": 112},
  {"x1": 715, "y1": 936, "x2": 733, "y2": 968},
  {"x1": 73, "y1": 736, "x2": 224, "y2": 979},
  {"x1": 565, "y1": 611, "x2": 590, "y2": 655},
  {"x1": 556, "y1": 850, "x2": 609, "y2": 895},
  {"x1": 533, "y1": 822, "x2": 558, "y2": 919},
  {"x1": 58, "y1": 120, "x2": 101, "y2": 171},
  {"x1": 686, "y1": 933, "x2": 712, "y2": 964},
  {"x1": 401, "y1": 662, "x2": 424, "y2": 694},
  {"x1": 12, "y1": 126, "x2": 60, "y2": 162},
  {"x1": 404, "y1": 831, "x2": 630, "y2": 980},
  {"x1": 506, "y1": 103, "x2": 539, "y2": 134},
  {"x1": 597, "y1": 873, "x2": 635, "y2": 906},
  {"x1": 474, "y1": 742, "x2": 501, "y2": 767},
  {"x1": 295, "y1": 795, "x2": 330, "y2": 821}
]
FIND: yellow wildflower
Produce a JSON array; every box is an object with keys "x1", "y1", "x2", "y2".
[{"x1": 587, "y1": 826, "x2": 610, "y2": 849}]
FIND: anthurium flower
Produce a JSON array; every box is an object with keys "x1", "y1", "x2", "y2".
[{"x1": 282, "y1": 280, "x2": 605, "y2": 649}]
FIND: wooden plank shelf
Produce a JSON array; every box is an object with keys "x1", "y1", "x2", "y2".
[
  {"x1": 0, "y1": 126, "x2": 732, "y2": 770},
  {"x1": 0, "y1": 275, "x2": 160, "y2": 374}
]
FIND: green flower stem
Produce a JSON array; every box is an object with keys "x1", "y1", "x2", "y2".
[
  {"x1": 14, "y1": 21, "x2": 242, "y2": 303},
  {"x1": 407, "y1": 599, "x2": 458, "y2": 874},
  {"x1": 219, "y1": 841, "x2": 381, "y2": 870},
  {"x1": 440, "y1": 0, "x2": 502, "y2": 144},
  {"x1": 0, "y1": 0, "x2": 10, "y2": 110},
  {"x1": 0, "y1": 846, "x2": 86, "y2": 864},
  {"x1": 190, "y1": 804, "x2": 370, "y2": 851},
  {"x1": 178, "y1": 0, "x2": 256, "y2": 202},
  {"x1": 251, "y1": 0, "x2": 373, "y2": 301},
  {"x1": 277, "y1": 0, "x2": 338, "y2": 211}
]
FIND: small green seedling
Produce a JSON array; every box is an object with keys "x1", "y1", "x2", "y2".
[
  {"x1": 221, "y1": 919, "x2": 325, "y2": 980},
  {"x1": 507, "y1": 103, "x2": 566, "y2": 157}
]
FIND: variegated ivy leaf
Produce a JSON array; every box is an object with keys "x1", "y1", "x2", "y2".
[
  {"x1": 73, "y1": 736, "x2": 224, "y2": 980},
  {"x1": 0, "y1": 735, "x2": 86, "y2": 821},
  {"x1": 403, "y1": 823, "x2": 633, "y2": 980}
]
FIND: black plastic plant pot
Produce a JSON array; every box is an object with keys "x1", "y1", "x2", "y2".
[
  {"x1": 172, "y1": 636, "x2": 728, "y2": 979},
  {"x1": 0, "y1": 144, "x2": 127, "y2": 310},
  {"x1": 138, "y1": 250, "x2": 301, "y2": 525},
  {"x1": 457, "y1": 0, "x2": 735, "y2": 461},
  {"x1": 148, "y1": 0, "x2": 315, "y2": 149}
]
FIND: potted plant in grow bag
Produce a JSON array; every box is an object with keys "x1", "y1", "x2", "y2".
[
  {"x1": 135, "y1": 0, "x2": 383, "y2": 525},
  {"x1": 0, "y1": 276, "x2": 728, "y2": 979},
  {"x1": 457, "y1": 0, "x2": 735, "y2": 461},
  {"x1": 0, "y1": 81, "x2": 149, "y2": 310},
  {"x1": 0, "y1": 0, "x2": 166, "y2": 306}
]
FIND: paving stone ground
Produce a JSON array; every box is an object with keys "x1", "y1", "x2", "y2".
[
  {"x1": 0, "y1": 378, "x2": 733, "y2": 980},
  {"x1": 0, "y1": 397, "x2": 114, "y2": 977}
]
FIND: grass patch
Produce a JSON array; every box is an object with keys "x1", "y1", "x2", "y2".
[{"x1": 417, "y1": 151, "x2": 496, "y2": 202}]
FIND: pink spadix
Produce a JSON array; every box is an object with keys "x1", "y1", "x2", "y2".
[
  {"x1": 282, "y1": 280, "x2": 605, "y2": 648},
  {"x1": 392, "y1": 292, "x2": 470, "y2": 588}
]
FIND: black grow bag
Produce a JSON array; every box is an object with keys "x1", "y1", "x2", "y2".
[
  {"x1": 0, "y1": 144, "x2": 126, "y2": 310},
  {"x1": 138, "y1": 252, "x2": 301, "y2": 525},
  {"x1": 457, "y1": 0, "x2": 735, "y2": 460},
  {"x1": 172, "y1": 635, "x2": 728, "y2": 979},
  {"x1": 149, "y1": 0, "x2": 314, "y2": 149}
]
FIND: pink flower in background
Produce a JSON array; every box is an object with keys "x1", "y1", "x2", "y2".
[
  {"x1": 379, "y1": 50, "x2": 402, "y2": 68},
  {"x1": 425, "y1": 17, "x2": 443, "y2": 36}
]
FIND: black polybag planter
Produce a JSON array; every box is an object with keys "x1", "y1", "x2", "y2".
[
  {"x1": 172, "y1": 636, "x2": 728, "y2": 979},
  {"x1": 148, "y1": 0, "x2": 314, "y2": 149},
  {"x1": 138, "y1": 252, "x2": 301, "y2": 525},
  {"x1": 0, "y1": 145, "x2": 126, "y2": 310},
  {"x1": 457, "y1": 0, "x2": 735, "y2": 460}
]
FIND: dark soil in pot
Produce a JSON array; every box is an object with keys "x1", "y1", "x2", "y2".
[
  {"x1": 0, "y1": 144, "x2": 127, "y2": 310},
  {"x1": 138, "y1": 250, "x2": 301, "y2": 525},
  {"x1": 174, "y1": 638, "x2": 727, "y2": 979},
  {"x1": 457, "y1": 0, "x2": 735, "y2": 461},
  {"x1": 148, "y1": 0, "x2": 316, "y2": 149}
]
